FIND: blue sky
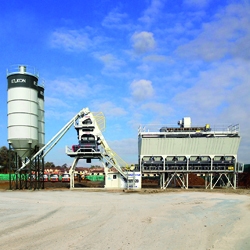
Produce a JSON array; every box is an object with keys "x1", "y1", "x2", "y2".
[{"x1": 1, "y1": 0, "x2": 250, "y2": 166}]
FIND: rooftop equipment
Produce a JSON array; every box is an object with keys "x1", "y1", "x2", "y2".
[{"x1": 178, "y1": 117, "x2": 191, "y2": 128}]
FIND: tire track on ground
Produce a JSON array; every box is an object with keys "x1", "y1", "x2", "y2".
[{"x1": 0, "y1": 207, "x2": 61, "y2": 236}]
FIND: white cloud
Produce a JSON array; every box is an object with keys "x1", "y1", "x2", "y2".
[
  {"x1": 109, "y1": 138, "x2": 138, "y2": 164},
  {"x1": 130, "y1": 79, "x2": 154, "y2": 101},
  {"x1": 50, "y1": 29, "x2": 91, "y2": 51},
  {"x1": 140, "y1": 102, "x2": 173, "y2": 118},
  {"x1": 45, "y1": 109, "x2": 77, "y2": 121},
  {"x1": 92, "y1": 101, "x2": 127, "y2": 117},
  {"x1": 183, "y1": 0, "x2": 211, "y2": 9},
  {"x1": 176, "y1": 3, "x2": 250, "y2": 61},
  {"x1": 45, "y1": 97, "x2": 70, "y2": 108},
  {"x1": 46, "y1": 78, "x2": 91, "y2": 99},
  {"x1": 143, "y1": 54, "x2": 170, "y2": 62},
  {"x1": 139, "y1": 0, "x2": 164, "y2": 25},
  {"x1": 102, "y1": 8, "x2": 130, "y2": 29},
  {"x1": 172, "y1": 60, "x2": 250, "y2": 125},
  {"x1": 97, "y1": 53, "x2": 125, "y2": 72},
  {"x1": 131, "y1": 31, "x2": 156, "y2": 54}
]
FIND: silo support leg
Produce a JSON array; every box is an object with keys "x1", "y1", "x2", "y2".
[
  {"x1": 69, "y1": 158, "x2": 79, "y2": 189},
  {"x1": 234, "y1": 173, "x2": 236, "y2": 189}
]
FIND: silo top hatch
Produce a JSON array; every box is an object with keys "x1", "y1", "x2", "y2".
[{"x1": 7, "y1": 65, "x2": 39, "y2": 77}]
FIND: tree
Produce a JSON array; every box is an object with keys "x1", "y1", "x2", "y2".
[
  {"x1": 0, "y1": 146, "x2": 16, "y2": 173},
  {"x1": 0, "y1": 146, "x2": 8, "y2": 167},
  {"x1": 44, "y1": 162, "x2": 55, "y2": 169}
]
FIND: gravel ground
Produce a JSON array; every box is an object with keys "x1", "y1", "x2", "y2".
[{"x1": 0, "y1": 189, "x2": 250, "y2": 250}]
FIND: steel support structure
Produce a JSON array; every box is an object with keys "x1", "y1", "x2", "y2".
[
  {"x1": 142, "y1": 170, "x2": 240, "y2": 190},
  {"x1": 68, "y1": 151, "x2": 128, "y2": 189},
  {"x1": 8, "y1": 144, "x2": 45, "y2": 190},
  {"x1": 140, "y1": 156, "x2": 244, "y2": 190},
  {"x1": 67, "y1": 108, "x2": 130, "y2": 189}
]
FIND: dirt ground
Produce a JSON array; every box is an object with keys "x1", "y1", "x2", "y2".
[{"x1": 0, "y1": 185, "x2": 250, "y2": 250}]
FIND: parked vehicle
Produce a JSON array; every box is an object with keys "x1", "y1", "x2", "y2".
[
  {"x1": 61, "y1": 173, "x2": 70, "y2": 182},
  {"x1": 50, "y1": 174, "x2": 59, "y2": 182},
  {"x1": 40, "y1": 174, "x2": 48, "y2": 182}
]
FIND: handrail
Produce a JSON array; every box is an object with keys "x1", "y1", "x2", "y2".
[{"x1": 139, "y1": 123, "x2": 240, "y2": 134}]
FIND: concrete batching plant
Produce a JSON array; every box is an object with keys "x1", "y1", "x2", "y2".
[{"x1": 5, "y1": 66, "x2": 244, "y2": 190}]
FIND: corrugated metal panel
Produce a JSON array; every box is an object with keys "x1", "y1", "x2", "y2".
[{"x1": 139, "y1": 137, "x2": 241, "y2": 155}]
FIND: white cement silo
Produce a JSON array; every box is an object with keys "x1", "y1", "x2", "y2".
[
  {"x1": 7, "y1": 65, "x2": 39, "y2": 159},
  {"x1": 37, "y1": 85, "x2": 45, "y2": 148}
]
